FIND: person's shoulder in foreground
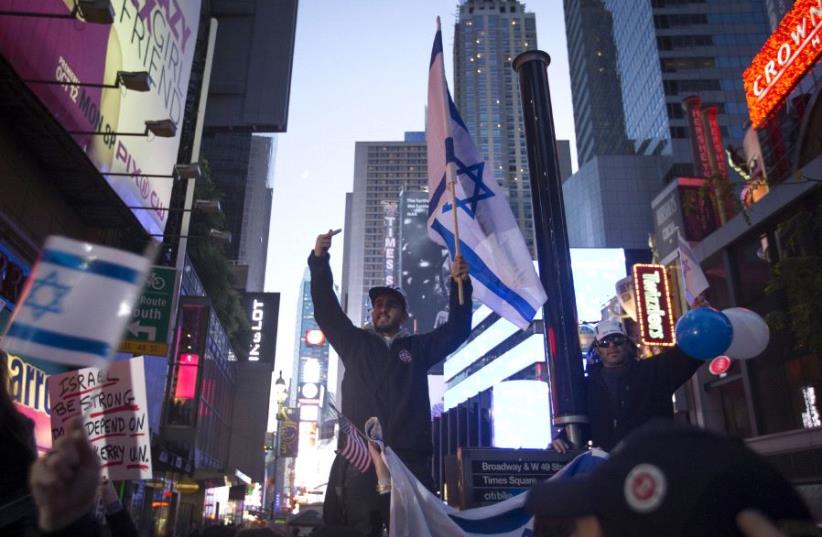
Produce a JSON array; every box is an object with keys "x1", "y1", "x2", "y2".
[{"x1": 528, "y1": 420, "x2": 818, "y2": 537}]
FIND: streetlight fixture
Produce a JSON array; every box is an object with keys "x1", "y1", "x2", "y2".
[
  {"x1": 24, "y1": 70, "x2": 151, "y2": 91},
  {"x1": 0, "y1": 0, "x2": 114, "y2": 24},
  {"x1": 150, "y1": 229, "x2": 232, "y2": 244},
  {"x1": 127, "y1": 199, "x2": 222, "y2": 215},
  {"x1": 102, "y1": 162, "x2": 202, "y2": 181},
  {"x1": 69, "y1": 118, "x2": 176, "y2": 138},
  {"x1": 274, "y1": 370, "x2": 288, "y2": 408},
  {"x1": 272, "y1": 371, "x2": 290, "y2": 518}
]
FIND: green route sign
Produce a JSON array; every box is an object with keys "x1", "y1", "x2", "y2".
[{"x1": 119, "y1": 266, "x2": 176, "y2": 356}]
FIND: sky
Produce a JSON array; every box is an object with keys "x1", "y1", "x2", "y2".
[{"x1": 264, "y1": 0, "x2": 577, "y2": 422}]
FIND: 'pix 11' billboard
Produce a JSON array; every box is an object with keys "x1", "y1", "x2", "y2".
[{"x1": 0, "y1": 0, "x2": 202, "y2": 235}]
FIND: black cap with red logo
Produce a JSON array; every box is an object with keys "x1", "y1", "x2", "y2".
[{"x1": 526, "y1": 421, "x2": 815, "y2": 537}]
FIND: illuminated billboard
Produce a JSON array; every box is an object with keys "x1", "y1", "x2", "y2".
[
  {"x1": 632, "y1": 264, "x2": 676, "y2": 347},
  {"x1": 0, "y1": 0, "x2": 202, "y2": 235},
  {"x1": 6, "y1": 353, "x2": 52, "y2": 453},
  {"x1": 743, "y1": 0, "x2": 822, "y2": 128},
  {"x1": 398, "y1": 191, "x2": 450, "y2": 334}
]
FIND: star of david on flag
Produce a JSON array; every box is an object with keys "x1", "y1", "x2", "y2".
[
  {"x1": 426, "y1": 19, "x2": 546, "y2": 330},
  {"x1": 2, "y1": 236, "x2": 152, "y2": 368}
]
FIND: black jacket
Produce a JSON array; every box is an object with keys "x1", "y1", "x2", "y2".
[
  {"x1": 308, "y1": 251, "x2": 472, "y2": 454},
  {"x1": 559, "y1": 346, "x2": 702, "y2": 451}
]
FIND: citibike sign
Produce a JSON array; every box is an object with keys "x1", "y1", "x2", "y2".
[{"x1": 119, "y1": 266, "x2": 175, "y2": 356}]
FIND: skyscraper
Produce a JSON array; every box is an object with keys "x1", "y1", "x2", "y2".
[
  {"x1": 604, "y1": 0, "x2": 770, "y2": 176},
  {"x1": 200, "y1": 0, "x2": 297, "y2": 289},
  {"x1": 343, "y1": 133, "x2": 429, "y2": 326},
  {"x1": 454, "y1": 0, "x2": 538, "y2": 255},
  {"x1": 561, "y1": 0, "x2": 771, "y2": 249},
  {"x1": 238, "y1": 135, "x2": 275, "y2": 292},
  {"x1": 563, "y1": 0, "x2": 634, "y2": 168},
  {"x1": 282, "y1": 269, "x2": 335, "y2": 507}
]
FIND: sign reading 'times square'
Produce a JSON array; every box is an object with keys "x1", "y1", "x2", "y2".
[
  {"x1": 632, "y1": 264, "x2": 676, "y2": 347},
  {"x1": 743, "y1": 0, "x2": 822, "y2": 127}
]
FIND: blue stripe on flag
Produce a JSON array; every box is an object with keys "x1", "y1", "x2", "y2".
[
  {"x1": 428, "y1": 175, "x2": 447, "y2": 219},
  {"x1": 431, "y1": 219, "x2": 536, "y2": 323},
  {"x1": 42, "y1": 250, "x2": 143, "y2": 284},
  {"x1": 448, "y1": 505, "x2": 532, "y2": 534},
  {"x1": 447, "y1": 91, "x2": 469, "y2": 133},
  {"x1": 429, "y1": 29, "x2": 443, "y2": 68},
  {"x1": 6, "y1": 323, "x2": 111, "y2": 357}
]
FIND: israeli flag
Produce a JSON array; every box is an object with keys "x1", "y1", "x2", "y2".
[
  {"x1": 677, "y1": 233, "x2": 709, "y2": 306},
  {"x1": 2, "y1": 236, "x2": 151, "y2": 368},
  {"x1": 426, "y1": 20, "x2": 547, "y2": 330},
  {"x1": 383, "y1": 443, "x2": 606, "y2": 537}
]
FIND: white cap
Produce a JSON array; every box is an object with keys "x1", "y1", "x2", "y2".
[{"x1": 595, "y1": 319, "x2": 626, "y2": 342}]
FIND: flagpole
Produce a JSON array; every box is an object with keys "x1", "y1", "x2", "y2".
[
  {"x1": 437, "y1": 16, "x2": 464, "y2": 305},
  {"x1": 513, "y1": 51, "x2": 588, "y2": 449}
]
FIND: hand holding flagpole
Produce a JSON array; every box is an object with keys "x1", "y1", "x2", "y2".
[{"x1": 437, "y1": 16, "x2": 464, "y2": 305}]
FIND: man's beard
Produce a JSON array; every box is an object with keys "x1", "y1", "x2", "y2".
[{"x1": 375, "y1": 322, "x2": 400, "y2": 334}]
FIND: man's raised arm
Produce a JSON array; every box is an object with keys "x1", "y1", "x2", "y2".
[
  {"x1": 423, "y1": 255, "x2": 474, "y2": 367},
  {"x1": 308, "y1": 229, "x2": 357, "y2": 358}
]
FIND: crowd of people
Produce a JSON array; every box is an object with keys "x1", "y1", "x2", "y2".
[{"x1": 0, "y1": 230, "x2": 816, "y2": 536}]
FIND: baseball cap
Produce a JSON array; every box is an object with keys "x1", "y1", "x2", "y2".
[
  {"x1": 368, "y1": 286, "x2": 407, "y2": 312},
  {"x1": 594, "y1": 319, "x2": 627, "y2": 342},
  {"x1": 526, "y1": 421, "x2": 815, "y2": 537}
]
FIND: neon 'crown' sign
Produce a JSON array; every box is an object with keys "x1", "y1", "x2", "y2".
[{"x1": 743, "y1": 0, "x2": 822, "y2": 128}]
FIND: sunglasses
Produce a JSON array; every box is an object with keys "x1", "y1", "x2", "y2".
[{"x1": 596, "y1": 335, "x2": 627, "y2": 348}]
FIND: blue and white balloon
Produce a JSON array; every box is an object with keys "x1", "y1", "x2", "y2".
[
  {"x1": 721, "y1": 307, "x2": 770, "y2": 360},
  {"x1": 675, "y1": 308, "x2": 733, "y2": 360}
]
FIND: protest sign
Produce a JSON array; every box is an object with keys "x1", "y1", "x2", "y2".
[{"x1": 48, "y1": 357, "x2": 152, "y2": 480}]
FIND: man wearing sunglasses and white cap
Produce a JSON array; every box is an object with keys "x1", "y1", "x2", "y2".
[{"x1": 552, "y1": 319, "x2": 703, "y2": 454}]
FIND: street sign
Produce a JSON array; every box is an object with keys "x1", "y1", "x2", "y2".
[
  {"x1": 118, "y1": 266, "x2": 175, "y2": 356},
  {"x1": 709, "y1": 355, "x2": 732, "y2": 376},
  {"x1": 446, "y1": 447, "x2": 578, "y2": 509}
]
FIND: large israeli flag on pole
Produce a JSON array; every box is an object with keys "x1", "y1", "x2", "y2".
[{"x1": 427, "y1": 20, "x2": 547, "y2": 330}]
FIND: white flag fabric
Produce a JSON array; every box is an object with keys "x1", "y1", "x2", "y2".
[
  {"x1": 426, "y1": 22, "x2": 547, "y2": 330},
  {"x1": 2, "y1": 236, "x2": 151, "y2": 368},
  {"x1": 383, "y1": 444, "x2": 607, "y2": 537},
  {"x1": 678, "y1": 233, "x2": 709, "y2": 306}
]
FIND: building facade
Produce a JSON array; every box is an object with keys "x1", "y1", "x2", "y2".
[
  {"x1": 238, "y1": 135, "x2": 276, "y2": 292},
  {"x1": 563, "y1": 0, "x2": 634, "y2": 168},
  {"x1": 605, "y1": 0, "x2": 770, "y2": 176},
  {"x1": 667, "y1": 1, "x2": 821, "y2": 511},
  {"x1": 279, "y1": 269, "x2": 336, "y2": 510},
  {"x1": 454, "y1": 0, "x2": 539, "y2": 255},
  {"x1": 343, "y1": 133, "x2": 429, "y2": 326},
  {"x1": 563, "y1": 155, "x2": 673, "y2": 249},
  {"x1": 561, "y1": 0, "x2": 772, "y2": 250}
]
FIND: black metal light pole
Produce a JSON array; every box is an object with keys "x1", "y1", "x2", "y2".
[{"x1": 513, "y1": 51, "x2": 588, "y2": 448}]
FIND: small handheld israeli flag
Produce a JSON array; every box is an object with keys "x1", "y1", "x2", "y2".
[
  {"x1": 2, "y1": 236, "x2": 152, "y2": 368},
  {"x1": 426, "y1": 19, "x2": 547, "y2": 329}
]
